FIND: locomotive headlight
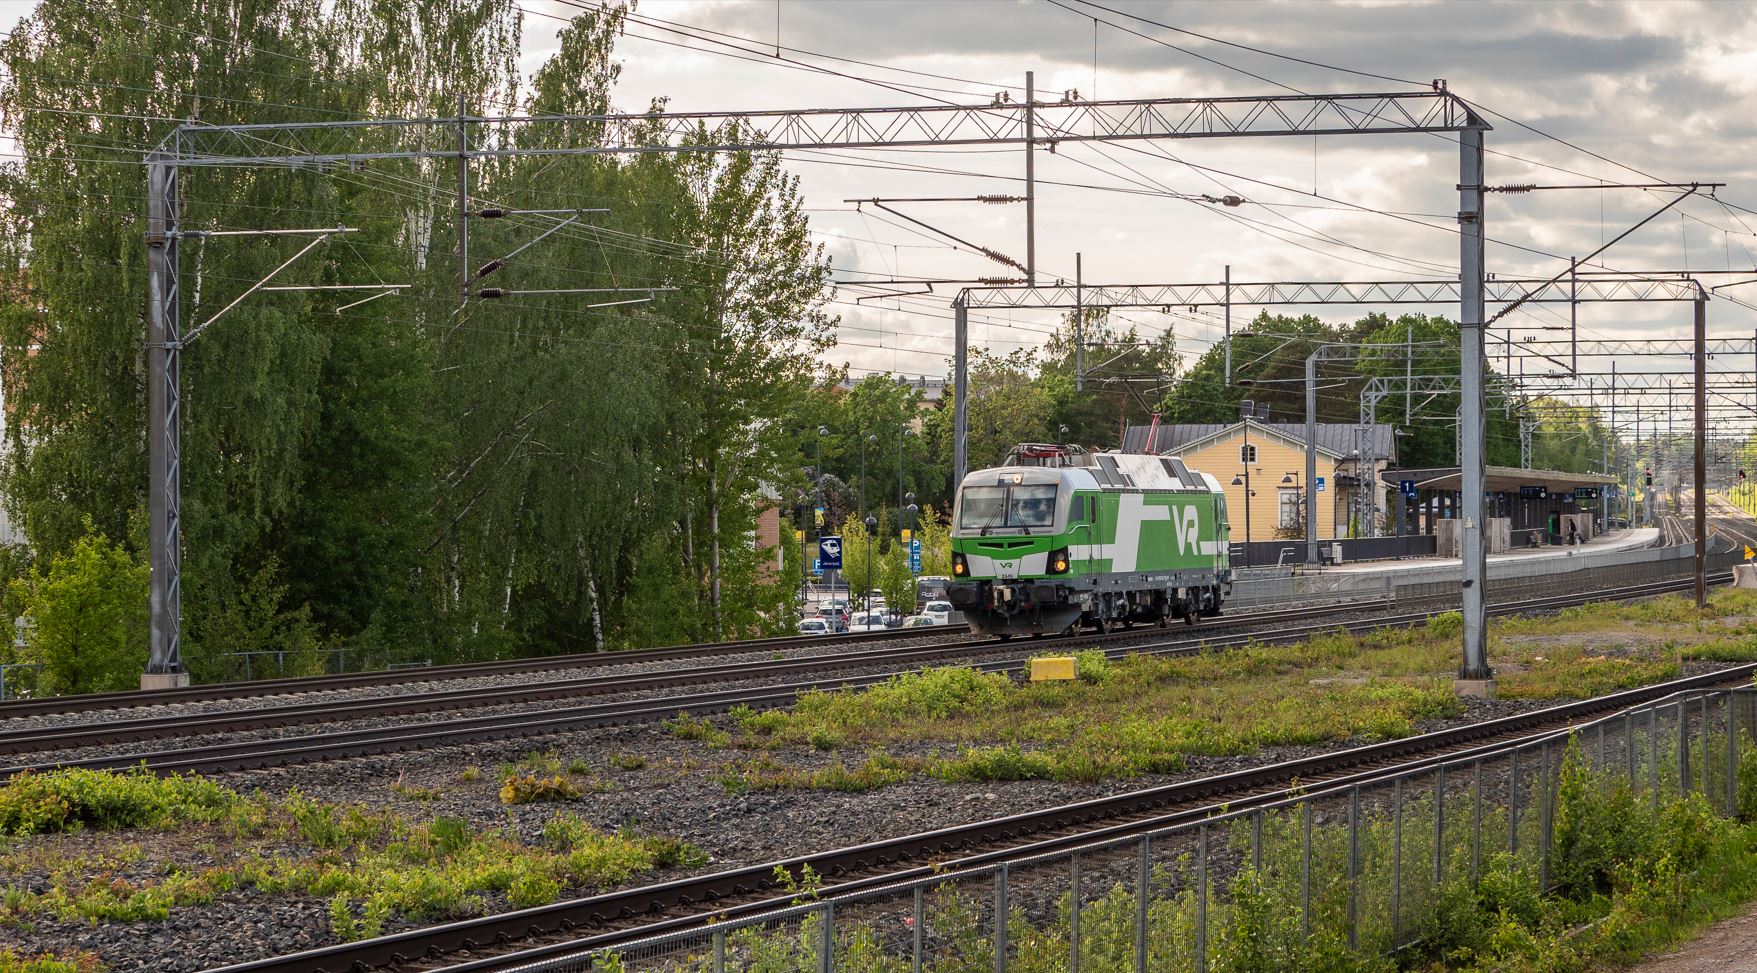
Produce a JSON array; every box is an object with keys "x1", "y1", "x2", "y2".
[
  {"x1": 1047, "y1": 547, "x2": 1070, "y2": 574},
  {"x1": 952, "y1": 552, "x2": 968, "y2": 577}
]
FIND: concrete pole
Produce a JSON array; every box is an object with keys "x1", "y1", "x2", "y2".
[
  {"x1": 1305, "y1": 351, "x2": 1319, "y2": 565},
  {"x1": 1024, "y1": 72, "x2": 1035, "y2": 286},
  {"x1": 954, "y1": 298, "x2": 969, "y2": 487},
  {"x1": 457, "y1": 97, "x2": 469, "y2": 308},
  {"x1": 1223, "y1": 264, "x2": 1232, "y2": 385},
  {"x1": 1695, "y1": 298, "x2": 1708, "y2": 608},
  {"x1": 1074, "y1": 252, "x2": 1083, "y2": 392},
  {"x1": 1457, "y1": 125, "x2": 1492, "y2": 688},
  {"x1": 145, "y1": 149, "x2": 188, "y2": 688}
]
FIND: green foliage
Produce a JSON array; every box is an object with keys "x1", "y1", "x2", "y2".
[
  {"x1": 0, "y1": 769, "x2": 234, "y2": 837},
  {"x1": 0, "y1": 769, "x2": 701, "y2": 938},
  {"x1": 8, "y1": 521, "x2": 147, "y2": 695},
  {"x1": 0, "y1": 949, "x2": 104, "y2": 973},
  {"x1": 498, "y1": 775, "x2": 582, "y2": 805}
]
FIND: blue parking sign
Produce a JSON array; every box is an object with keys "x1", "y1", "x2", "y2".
[
  {"x1": 908, "y1": 537, "x2": 922, "y2": 573},
  {"x1": 818, "y1": 535, "x2": 844, "y2": 571}
]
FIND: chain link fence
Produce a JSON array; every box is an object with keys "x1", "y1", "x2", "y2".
[{"x1": 493, "y1": 683, "x2": 1757, "y2": 973}]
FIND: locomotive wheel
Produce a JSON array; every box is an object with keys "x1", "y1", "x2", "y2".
[
  {"x1": 1183, "y1": 606, "x2": 1197, "y2": 626},
  {"x1": 1099, "y1": 616, "x2": 1114, "y2": 635}
]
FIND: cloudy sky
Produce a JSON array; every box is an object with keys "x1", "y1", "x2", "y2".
[
  {"x1": 11, "y1": 0, "x2": 1755, "y2": 431},
  {"x1": 499, "y1": 0, "x2": 1757, "y2": 434}
]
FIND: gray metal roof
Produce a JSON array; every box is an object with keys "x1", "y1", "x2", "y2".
[{"x1": 1122, "y1": 421, "x2": 1397, "y2": 459}]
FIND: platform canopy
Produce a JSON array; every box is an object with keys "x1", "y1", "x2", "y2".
[{"x1": 1392, "y1": 465, "x2": 1618, "y2": 495}]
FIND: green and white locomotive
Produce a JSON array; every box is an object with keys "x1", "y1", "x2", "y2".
[{"x1": 946, "y1": 444, "x2": 1232, "y2": 637}]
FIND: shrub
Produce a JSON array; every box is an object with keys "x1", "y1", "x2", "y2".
[
  {"x1": 499, "y1": 775, "x2": 582, "y2": 805},
  {"x1": 0, "y1": 769, "x2": 236, "y2": 837}
]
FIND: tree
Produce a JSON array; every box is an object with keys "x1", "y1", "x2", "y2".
[
  {"x1": 933, "y1": 348, "x2": 1055, "y2": 474},
  {"x1": 10, "y1": 521, "x2": 147, "y2": 695},
  {"x1": 835, "y1": 514, "x2": 878, "y2": 610},
  {"x1": 1040, "y1": 309, "x2": 1180, "y2": 448}
]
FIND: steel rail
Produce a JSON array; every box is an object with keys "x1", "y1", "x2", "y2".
[
  {"x1": 0, "y1": 600, "x2": 1369, "y2": 755},
  {"x1": 203, "y1": 637, "x2": 1752, "y2": 973},
  {"x1": 10, "y1": 574, "x2": 1721, "y2": 783},
  {"x1": 0, "y1": 625, "x2": 935, "y2": 721}
]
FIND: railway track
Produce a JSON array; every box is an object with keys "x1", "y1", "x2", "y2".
[
  {"x1": 0, "y1": 624, "x2": 943, "y2": 721},
  {"x1": 202, "y1": 650, "x2": 1757, "y2": 973},
  {"x1": 8, "y1": 573, "x2": 1726, "y2": 781},
  {"x1": 0, "y1": 599, "x2": 1382, "y2": 757}
]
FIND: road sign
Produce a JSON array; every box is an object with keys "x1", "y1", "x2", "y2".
[
  {"x1": 909, "y1": 537, "x2": 922, "y2": 573},
  {"x1": 812, "y1": 558, "x2": 822, "y2": 573},
  {"x1": 1399, "y1": 479, "x2": 1416, "y2": 498},
  {"x1": 1745, "y1": 545, "x2": 1754, "y2": 561},
  {"x1": 818, "y1": 535, "x2": 843, "y2": 570},
  {"x1": 1315, "y1": 477, "x2": 1325, "y2": 493}
]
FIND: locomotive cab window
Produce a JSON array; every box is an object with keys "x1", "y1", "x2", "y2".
[
  {"x1": 1009, "y1": 485, "x2": 1057, "y2": 528},
  {"x1": 957, "y1": 483, "x2": 1059, "y2": 531},
  {"x1": 959, "y1": 486, "x2": 1008, "y2": 530}
]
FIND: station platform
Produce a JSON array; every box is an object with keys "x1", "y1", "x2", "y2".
[
  {"x1": 1233, "y1": 527, "x2": 1669, "y2": 605},
  {"x1": 1322, "y1": 527, "x2": 1660, "y2": 577}
]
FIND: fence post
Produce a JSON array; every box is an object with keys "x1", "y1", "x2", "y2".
[
  {"x1": 1347, "y1": 784, "x2": 1360, "y2": 948},
  {"x1": 1434, "y1": 764, "x2": 1446, "y2": 888},
  {"x1": 1729, "y1": 691, "x2": 1742, "y2": 818},
  {"x1": 1197, "y1": 825, "x2": 1209, "y2": 973},
  {"x1": 1136, "y1": 837, "x2": 1150, "y2": 973},
  {"x1": 1651, "y1": 704, "x2": 1661, "y2": 820},
  {"x1": 1392, "y1": 775, "x2": 1404, "y2": 946},
  {"x1": 995, "y1": 865, "x2": 1009, "y2": 973},
  {"x1": 713, "y1": 929, "x2": 726, "y2": 973},
  {"x1": 1681, "y1": 700, "x2": 1693, "y2": 796},
  {"x1": 1538, "y1": 741, "x2": 1552, "y2": 891},
  {"x1": 1509, "y1": 746, "x2": 1521, "y2": 858},
  {"x1": 909, "y1": 885, "x2": 924, "y2": 973},
  {"x1": 819, "y1": 901, "x2": 834, "y2": 973},
  {"x1": 1301, "y1": 800, "x2": 1312, "y2": 939},
  {"x1": 1252, "y1": 810, "x2": 1263, "y2": 872},
  {"x1": 1702, "y1": 694, "x2": 1712, "y2": 799},
  {"x1": 1471, "y1": 759, "x2": 1482, "y2": 882},
  {"x1": 1070, "y1": 855, "x2": 1082, "y2": 973},
  {"x1": 1626, "y1": 711, "x2": 1636, "y2": 785}
]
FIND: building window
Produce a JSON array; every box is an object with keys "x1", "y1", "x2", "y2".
[
  {"x1": 1278, "y1": 488, "x2": 1301, "y2": 528},
  {"x1": 1240, "y1": 443, "x2": 1257, "y2": 464}
]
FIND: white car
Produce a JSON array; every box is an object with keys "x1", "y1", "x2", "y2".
[
  {"x1": 900, "y1": 614, "x2": 937, "y2": 628},
  {"x1": 922, "y1": 600, "x2": 953, "y2": 625},
  {"x1": 796, "y1": 618, "x2": 831, "y2": 636},
  {"x1": 847, "y1": 612, "x2": 890, "y2": 633}
]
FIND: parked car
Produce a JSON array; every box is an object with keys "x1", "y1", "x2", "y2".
[
  {"x1": 796, "y1": 618, "x2": 831, "y2": 636},
  {"x1": 922, "y1": 600, "x2": 953, "y2": 625},
  {"x1": 815, "y1": 607, "x2": 849, "y2": 632},
  {"x1": 847, "y1": 611, "x2": 889, "y2": 633},
  {"x1": 899, "y1": 614, "x2": 938, "y2": 628},
  {"x1": 916, "y1": 576, "x2": 951, "y2": 608}
]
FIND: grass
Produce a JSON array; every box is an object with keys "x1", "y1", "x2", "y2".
[
  {"x1": 681, "y1": 590, "x2": 1757, "y2": 791},
  {"x1": 0, "y1": 768, "x2": 703, "y2": 941},
  {"x1": 0, "y1": 950, "x2": 103, "y2": 973}
]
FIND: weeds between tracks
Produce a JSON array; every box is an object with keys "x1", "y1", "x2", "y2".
[{"x1": 682, "y1": 591, "x2": 1757, "y2": 792}]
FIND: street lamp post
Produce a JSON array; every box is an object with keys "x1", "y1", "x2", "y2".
[
  {"x1": 1229, "y1": 473, "x2": 1253, "y2": 568},
  {"x1": 863, "y1": 514, "x2": 879, "y2": 614},
  {"x1": 1282, "y1": 472, "x2": 1303, "y2": 546}
]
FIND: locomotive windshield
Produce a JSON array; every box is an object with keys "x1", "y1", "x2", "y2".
[{"x1": 958, "y1": 484, "x2": 1058, "y2": 531}]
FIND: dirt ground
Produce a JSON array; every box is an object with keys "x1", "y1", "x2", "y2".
[{"x1": 1631, "y1": 902, "x2": 1757, "y2": 972}]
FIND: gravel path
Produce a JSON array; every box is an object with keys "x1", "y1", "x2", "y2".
[{"x1": 1627, "y1": 901, "x2": 1757, "y2": 972}]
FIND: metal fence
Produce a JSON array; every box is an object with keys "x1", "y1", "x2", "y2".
[{"x1": 494, "y1": 683, "x2": 1757, "y2": 973}]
